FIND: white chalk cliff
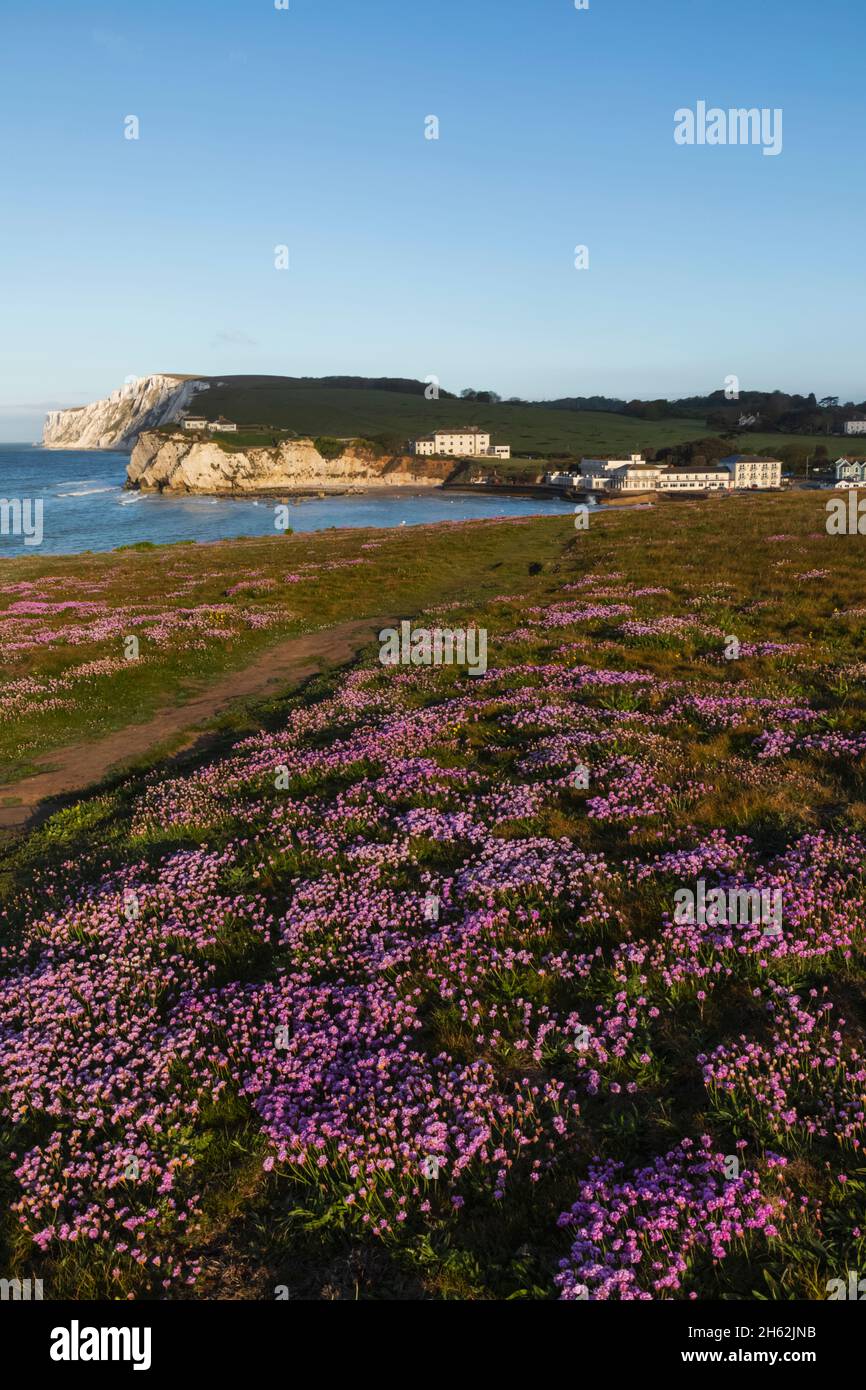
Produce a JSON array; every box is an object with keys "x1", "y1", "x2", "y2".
[
  {"x1": 127, "y1": 432, "x2": 454, "y2": 494},
  {"x1": 42, "y1": 375, "x2": 209, "y2": 450}
]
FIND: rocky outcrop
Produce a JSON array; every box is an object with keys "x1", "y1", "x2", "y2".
[
  {"x1": 126, "y1": 432, "x2": 454, "y2": 495},
  {"x1": 43, "y1": 375, "x2": 209, "y2": 450}
]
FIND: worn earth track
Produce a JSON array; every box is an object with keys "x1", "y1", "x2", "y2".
[{"x1": 0, "y1": 616, "x2": 390, "y2": 833}]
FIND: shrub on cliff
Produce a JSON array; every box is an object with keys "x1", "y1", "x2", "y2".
[
  {"x1": 368, "y1": 432, "x2": 408, "y2": 457},
  {"x1": 314, "y1": 436, "x2": 346, "y2": 459}
]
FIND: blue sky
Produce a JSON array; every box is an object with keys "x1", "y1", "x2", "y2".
[{"x1": 1, "y1": 0, "x2": 863, "y2": 439}]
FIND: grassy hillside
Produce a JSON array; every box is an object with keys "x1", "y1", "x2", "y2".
[
  {"x1": 184, "y1": 379, "x2": 861, "y2": 465},
  {"x1": 731, "y1": 432, "x2": 859, "y2": 460},
  {"x1": 191, "y1": 378, "x2": 707, "y2": 457}
]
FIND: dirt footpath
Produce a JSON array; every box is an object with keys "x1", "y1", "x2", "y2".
[{"x1": 0, "y1": 616, "x2": 390, "y2": 833}]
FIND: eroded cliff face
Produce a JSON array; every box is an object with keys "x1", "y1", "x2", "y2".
[
  {"x1": 42, "y1": 376, "x2": 208, "y2": 450},
  {"x1": 126, "y1": 433, "x2": 454, "y2": 494}
]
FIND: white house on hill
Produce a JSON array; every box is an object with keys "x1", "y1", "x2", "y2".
[
  {"x1": 412, "y1": 428, "x2": 510, "y2": 459},
  {"x1": 181, "y1": 416, "x2": 238, "y2": 434}
]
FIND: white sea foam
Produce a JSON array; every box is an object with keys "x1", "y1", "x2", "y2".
[{"x1": 57, "y1": 487, "x2": 118, "y2": 498}]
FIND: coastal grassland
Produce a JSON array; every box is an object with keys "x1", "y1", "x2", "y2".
[
  {"x1": 2, "y1": 490, "x2": 866, "y2": 1302},
  {"x1": 0, "y1": 517, "x2": 572, "y2": 784}
]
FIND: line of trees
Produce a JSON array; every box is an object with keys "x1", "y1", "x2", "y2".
[{"x1": 458, "y1": 386, "x2": 866, "y2": 434}]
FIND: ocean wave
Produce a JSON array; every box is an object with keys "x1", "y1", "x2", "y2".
[{"x1": 57, "y1": 487, "x2": 119, "y2": 497}]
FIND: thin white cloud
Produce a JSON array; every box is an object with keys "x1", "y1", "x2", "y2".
[
  {"x1": 210, "y1": 329, "x2": 258, "y2": 350},
  {"x1": 0, "y1": 401, "x2": 70, "y2": 415}
]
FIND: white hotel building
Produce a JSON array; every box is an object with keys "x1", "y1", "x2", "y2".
[
  {"x1": 578, "y1": 454, "x2": 646, "y2": 490},
  {"x1": 607, "y1": 461, "x2": 669, "y2": 491},
  {"x1": 657, "y1": 464, "x2": 732, "y2": 491},
  {"x1": 545, "y1": 453, "x2": 782, "y2": 494},
  {"x1": 719, "y1": 455, "x2": 782, "y2": 489},
  {"x1": 412, "y1": 428, "x2": 511, "y2": 459}
]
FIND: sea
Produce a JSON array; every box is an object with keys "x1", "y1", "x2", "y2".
[{"x1": 0, "y1": 446, "x2": 580, "y2": 557}]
